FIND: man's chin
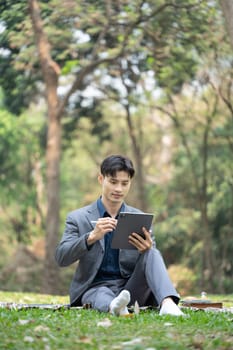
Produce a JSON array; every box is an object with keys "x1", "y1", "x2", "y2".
[{"x1": 111, "y1": 196, "x2": 123, "y2": 202}]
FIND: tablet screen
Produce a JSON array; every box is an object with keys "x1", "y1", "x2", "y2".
[{"x1": 111, "y1": 212, "x2": 154, "y2": 249}]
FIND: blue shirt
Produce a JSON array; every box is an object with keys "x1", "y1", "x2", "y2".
[{"x1": 93, "y1": 198, "x2": 125, "y2": 282}]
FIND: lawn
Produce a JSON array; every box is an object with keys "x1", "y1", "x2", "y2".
[{"x1": 0, "y1": 292, "x2": 232, "y2": 350}]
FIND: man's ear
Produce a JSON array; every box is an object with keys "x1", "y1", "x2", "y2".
[{"x1": 98, "y1": 174, "x2": 104, "y2": 185}]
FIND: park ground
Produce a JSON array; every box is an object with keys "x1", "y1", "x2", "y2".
[{"x1": 0, "y1": 291, "x2": 232, "y2": 350}]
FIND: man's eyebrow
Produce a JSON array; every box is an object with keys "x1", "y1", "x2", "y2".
[{"x1": 109, "y1": 177, "x2": 129, "y2": 182}]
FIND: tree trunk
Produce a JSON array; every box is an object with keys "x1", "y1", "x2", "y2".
[
  {"x1": 199, "y1": 125, "x2": 214, "y2": 291},
  {"x1": 44, "y1": 107, "x2": 61, "y2": 294},
  {"x1": 29, "y1": 0, "x2": 61, "y2": 294}
]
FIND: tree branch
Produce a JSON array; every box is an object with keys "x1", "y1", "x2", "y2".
[{"x1": 28, "y1": 0, "x2": 61, "y2": 85}]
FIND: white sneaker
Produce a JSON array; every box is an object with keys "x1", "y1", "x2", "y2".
[
  {"x1": 159, "y1": 298, "x2": 184, "y2": 316},
  {"x1": 109, "y1": 290, "x2": 130, "y2": 316}
]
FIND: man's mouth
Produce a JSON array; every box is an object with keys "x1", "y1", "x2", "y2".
[{"x1": 112, "y1": 193, "x2": 122, "y2": 198}]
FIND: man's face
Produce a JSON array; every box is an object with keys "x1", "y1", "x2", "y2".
[{"x1": 98, "y1": 171, "x2": 132, "y2": 205}]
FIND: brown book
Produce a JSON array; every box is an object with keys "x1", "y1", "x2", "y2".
[{"x1": 181, "y1": 299, "x2": 223, "y2": 309}]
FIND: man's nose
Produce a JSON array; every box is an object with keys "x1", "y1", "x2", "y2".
[{"x1": 115, "y1": 184, "x2": 122, "y2": 191}]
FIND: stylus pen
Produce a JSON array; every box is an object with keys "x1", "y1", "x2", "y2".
[{"x1": 91, "y1": 221, "x2": 98, "y2": 225}]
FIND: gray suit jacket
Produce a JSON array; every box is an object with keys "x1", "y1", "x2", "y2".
[{"x1": 55, "y1": 200, "x2": 143, "y2": 305}]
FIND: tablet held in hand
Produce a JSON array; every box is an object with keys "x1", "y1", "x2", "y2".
[{"x1": 111, "y1": 212, "x2": 154, "y2": 249}]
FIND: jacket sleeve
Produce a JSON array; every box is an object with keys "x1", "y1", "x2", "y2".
[{"x1": 55, "y1": 212, "x2": 92, "y2": 267}]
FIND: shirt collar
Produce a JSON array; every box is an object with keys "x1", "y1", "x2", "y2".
[{"x1": 97, "y1": 197, "x2": 125, "y2": 218}]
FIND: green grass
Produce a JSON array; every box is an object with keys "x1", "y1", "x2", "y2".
[{"x1": 0, "y1": 292, "x2": 233, "y2": 350}]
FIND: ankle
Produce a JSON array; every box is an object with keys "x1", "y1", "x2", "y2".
[{"x1": 161, "y1": 297, "x2": 173, "y2": 307}]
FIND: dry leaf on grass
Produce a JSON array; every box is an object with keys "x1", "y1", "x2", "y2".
[
  {"x1": 34, "y1": 325, "x2": 50, "y2": 332},
  {"x1": 18, "y1": 319, "x2": 31, "y2": 325},
  {"x1": 78, "y1": 336, "x2": 93, "y2": 344},
  {"x1": 122, "y1": 313, "x2": 134, "y2": 318},
  {"x1": 122, "y1": 337, "x2": 144, "y2": 346},
  {"x1": 164, "y1": 322, "x2": 173, "y2": 327},
  {"x1": 24, "y1": 336, "x2": 34, "y2": 343},
  {"x1": 97, "y1": 318, "x2": 113, "y2": 328}
]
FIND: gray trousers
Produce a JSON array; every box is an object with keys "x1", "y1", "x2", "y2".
[{"x1": 81, "y1": 248, "x2": 179, "y2": 312}]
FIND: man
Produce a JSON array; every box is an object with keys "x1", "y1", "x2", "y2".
[{"x1": 55, "y1": 155, "x2": 183, "y2": 316}]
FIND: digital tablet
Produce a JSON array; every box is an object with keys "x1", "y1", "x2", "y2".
[{"x1": 111, "y1": 212, "x2": 154, "y2": 250}]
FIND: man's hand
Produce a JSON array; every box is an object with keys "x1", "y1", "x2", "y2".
[
  {"x1": 128, "y1": 227, "x2": 153, "y2": 253},
  {"x1": 87, "y1": 217, "x2": 117, "y2": 245}
]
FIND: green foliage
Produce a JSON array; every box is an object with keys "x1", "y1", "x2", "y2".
[
  {"x1": 0, "y1": 107, "x2": 46, "y2": 244},
  {"x1": 61, "y1": 59, "x2": 79, "y2": 75},
  {"x1": 0, "y1": 110, "x2": 19, "y2": 178},
  {"x1": 0, "y1": 1, "x2": 39, "y2": 114},
  {"x1": 63, "y1": 99, "x2": 112, "y2": 149},
  {"x1": 0, "y1": 0, "x2": 220, "y2": 113},
  {"x1": 155, "y1": 110, "x2": 233, "y2": 291},
  {"x1": 156, "y1": 208, "x2": 201, "y2": 266},
  {"x1": 157, "y1": 47, "x2": 198, "y2": 93}
]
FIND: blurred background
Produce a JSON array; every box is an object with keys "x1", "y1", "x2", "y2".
[{"x1": 0, "y1": 0, "x2": 232, "y2": 297}]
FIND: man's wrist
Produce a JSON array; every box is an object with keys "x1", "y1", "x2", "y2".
[{"x1": 86, "y1": 231, "x2": 96, "y2": 247}]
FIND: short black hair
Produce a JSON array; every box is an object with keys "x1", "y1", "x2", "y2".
[{"x1": 100, "y1": 155, "x2": 135, "y2": 178}]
